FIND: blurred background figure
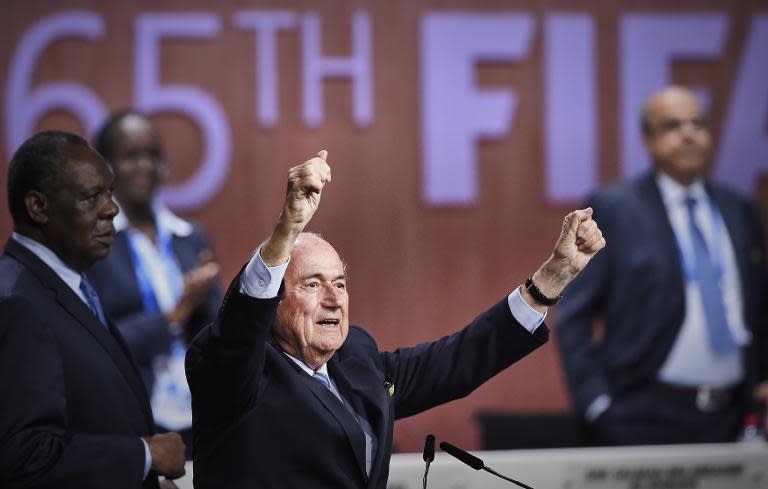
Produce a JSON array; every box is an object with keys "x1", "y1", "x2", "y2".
[
  {"x1": 556, "y1": 85, "x2": 768, "y2": 446},
  {"x1": 89, "y1": 111, "x2": 223, "y2": 456}
]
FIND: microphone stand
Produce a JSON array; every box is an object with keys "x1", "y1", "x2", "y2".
[
  {"x1": 440, "y1": 441, "x2": 535, "y2": 489},
  {"x1": 483, "y1": 466, "x2": 534, "y2": 489}
]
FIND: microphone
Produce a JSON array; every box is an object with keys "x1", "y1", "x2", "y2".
[
  {"x1": 423, "y1": 434, "x2": 435, "y2": 463},
  {"x1": 422, "y1": 434, "x2": 435, "y2": 489},
  {"x1": 440, "y1": 441, "x2": 483, "y2": 469},
  {"x1": 439, "y1": 441, "x2": 534, "y2": 489}
]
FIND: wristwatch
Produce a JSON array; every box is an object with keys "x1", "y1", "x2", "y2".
[{"x1": 525, "y1": 276, "x2": 562, "y2": 306}]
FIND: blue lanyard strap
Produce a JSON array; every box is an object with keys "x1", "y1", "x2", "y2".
[{"x1": 126, "y1": 225, "x2": 181, "y2": 314}]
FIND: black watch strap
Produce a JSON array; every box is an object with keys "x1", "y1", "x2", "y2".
[{"x1": 525, "y1": 276, "x2": 562, "y2": 306}]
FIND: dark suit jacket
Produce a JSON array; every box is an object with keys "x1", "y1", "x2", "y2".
[
  {"x1": 88, "y1": 225, "x2": 222, "y2": 393},
  {"x1": 556, "y1": 172, "x2": 768, "y2": 415},
  {"x1": 186, "y1": 271, "x2": 549, "y2": 489},
  {"x1": 0, "y1": 239, "x2": 159, "y2": 489}
]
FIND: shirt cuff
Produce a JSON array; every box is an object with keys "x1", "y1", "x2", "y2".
[
  {"x1": 141, "y1": 437, "x2": 152, "y2": 479},
  {"x1": 585, "y1": 394, "x2": 612, "y2": 423},
  {"x1": 507, "y1": 286, "x2": 546, "y2": 333},
  {"x1": 239, "y1": 246, "x2": 289, "y2": 298}
]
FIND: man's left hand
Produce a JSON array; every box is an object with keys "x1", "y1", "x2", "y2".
[{"x1": 523, "y1": 208, "x2": 605, "y2": 311}]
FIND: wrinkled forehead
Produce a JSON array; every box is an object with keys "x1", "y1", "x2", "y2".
[{"x1": 286, "y1": 235, "x2": 346, "y2": 281}]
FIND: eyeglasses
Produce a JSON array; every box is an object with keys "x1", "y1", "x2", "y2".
[{"x1": 652, "y1": 115, "x2": 709, "y2": 134}]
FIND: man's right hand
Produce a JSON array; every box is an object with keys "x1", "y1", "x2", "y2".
[
  {"x1": 261, "y1": 150, "x2": 331, "y2": 266},
  {"x1": 143, "y1": 432, "x2": 186, "y2": 480}
]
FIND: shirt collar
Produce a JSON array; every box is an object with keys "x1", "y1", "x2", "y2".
[
  {"x1": 113, "y1": 199, "x2": 194, "y2": 237},
  {"x1": 283, "y1": 351, "x2": 330, "y2": 377},
  {"x1": 655, "y1": 171, "x2": 707, "y2": 208},
  {"x1": 12, "y1": 232, "x2": 84, "y2": 294}
]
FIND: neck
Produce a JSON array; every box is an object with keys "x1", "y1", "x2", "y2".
[
  {"x1": 14, "y1": 228, "x2": 88, "y2": 273},
  {"x1": 121, "y1": 202, "x2": 157, "y2": 239},
  {"x1": 674, "y1": 174, "x2": 697, "y2": 187},
  {"x1": 122, "y1": 200, "x2": 154, "y2": 224},
  {"x1": 275, "y1": 337, "x2": 332, "y2": 371},
  {"x1": 657, "y1": 168, "x2": 700, "y2": 188}
]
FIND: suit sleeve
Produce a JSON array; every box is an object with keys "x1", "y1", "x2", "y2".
[
  {"x1": 185, "y1": 269, "x2": 279, "y2": 434},
  {"x1": 380, "y1": 298, "x2": 549, "y2": 420},
  {"x1": 0, "y1": 296, "x2": 146, "y2": 489},
  {"x1": 555, "y1": 193, "x2": 613, "y2": 415}
]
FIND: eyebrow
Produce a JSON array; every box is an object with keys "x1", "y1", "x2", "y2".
[{"x1": 303, "y1": 273, "x2": 347, "y2": 281}]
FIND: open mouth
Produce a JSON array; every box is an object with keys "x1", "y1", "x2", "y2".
[{"x1": 316, "y1": 318, "x2": 340, "y2": 327}]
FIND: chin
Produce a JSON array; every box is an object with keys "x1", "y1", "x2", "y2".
[
  {"x1": 317, "y1": 338, "x2": 344, "y2": 353},
  {"x1": 89, "y1": 249, "x2": 110, "y2": 264}
]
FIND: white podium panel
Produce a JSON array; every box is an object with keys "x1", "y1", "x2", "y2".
[
  {"x1": 173, "y1": 441, "x2": 768, "y2": 489},
  {"x1": 387, "y1": 442, "x2": 768, "y2": 489}
]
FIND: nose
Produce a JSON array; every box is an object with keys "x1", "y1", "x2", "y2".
[
  {"x1": 320, "y1": 283, "x2": 343, "y2": 308},
  {"x1": 100, "y1": 194, "x2": 119, "y2": 220},
  {"x1": 680, "y1": 121, "x2": 697, "y2": 139}
]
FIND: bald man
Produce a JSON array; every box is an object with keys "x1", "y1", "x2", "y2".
[
  {"x1": 186, "y1": 150, "x2": 605, "y2": 488},
  {"x1": 557, "y1": 85, "x2": 768, "y2": 445}
]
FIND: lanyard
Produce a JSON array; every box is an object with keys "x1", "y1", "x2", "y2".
[
  {"x1": 674, "y1": 194, "x2": 725, "y2": 283},
  {"x1": 126, "y1": 225, "x2": 182, "y2": 314}
]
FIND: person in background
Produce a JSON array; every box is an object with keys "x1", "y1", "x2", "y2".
[
  {"x1": 88, "y1": 112, "x2": 222, "y2": 456},
  {"x1": 0, "y1": 131, "x2": 186, "y2": 488},
  {"x1": 185, "y1": 149, "x2": 605, "y2": 488},
  {"x1": 556, "y1": 85, "x2": 768, "y2": 445}
]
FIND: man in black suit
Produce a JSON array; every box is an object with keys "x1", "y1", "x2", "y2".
[
  {"x1": 556, "y1": 85, "x2": 768, "y2": 445},
  {"x1": 0, "y1": 131, "x2": 186, "y2": 488},
  {"x1": 186, "y1": 149, "x2": 606, "y2": 488}
]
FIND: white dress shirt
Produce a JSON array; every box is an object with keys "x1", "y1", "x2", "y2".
[{"x1": 655, "y1": 172, "x2": 747, "y2": 387}]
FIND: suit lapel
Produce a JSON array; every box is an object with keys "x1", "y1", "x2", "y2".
[
  {"x1": 276, "y1": 351, "x2": 369, "y2": 481},
  {"x1": 331, "y1": 355, "x2": 390, "y2": 482},
  {"x1": 708, "y1": 185, "x2": 752, "y2": 308},
  {"x1": 5, "y1": 239, "x2": 155, "y2": 430},
  {"x1": 637, "y1": 174, "x2": 682, "y2": 266}
]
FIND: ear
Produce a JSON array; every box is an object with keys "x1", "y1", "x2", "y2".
[{"x1": 25, "y1": 190, "x2": 49, "y2": 225}]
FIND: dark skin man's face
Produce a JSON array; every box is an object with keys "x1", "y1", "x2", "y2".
[
  {"x1": 110, "y1": 115, "x2": 166, "y2": 208},
  {"x1": 41, "y1": 145, "x2": 119, "y2": 271}
]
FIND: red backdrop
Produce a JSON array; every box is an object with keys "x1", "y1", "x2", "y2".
[{"x1": 1, "y1": 0, "x2": 766, "y2": 451}]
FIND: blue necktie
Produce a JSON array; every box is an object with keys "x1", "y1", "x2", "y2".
[
  {"x1": 312, "y1": 371, "x2": 376, "y2": 474},
  {"x1": 684, "y1": 197, "x2": 737, "y2": 354},
  {"x1": 313, "y1": 372, "x2": 335, "y2": 395},
  {"x1": 80, "y1": 276, "x2": 107, "y2": 327}
]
